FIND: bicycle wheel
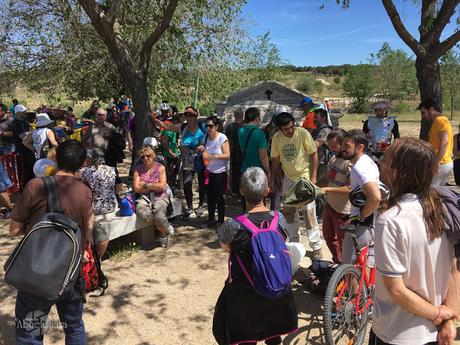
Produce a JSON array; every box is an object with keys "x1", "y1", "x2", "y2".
[{"x1": 323, "y1": 264, "x2": 370, "y2": 345}]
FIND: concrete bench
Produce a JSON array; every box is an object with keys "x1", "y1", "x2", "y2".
[{"x1": 95, "y1": 197, "x2": 183, "y2": 242}]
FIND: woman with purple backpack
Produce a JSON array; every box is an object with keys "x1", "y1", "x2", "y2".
[{"x1": 213, "y1": 167, "x2": 298, "y2": 345}]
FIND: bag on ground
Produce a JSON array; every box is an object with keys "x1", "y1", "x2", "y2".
[
  {"x1": 234, "y1": 211, "x2": 292, "y2": 299},
  {"x1": 3, "y1": 176, "x2": 82, "y2": 300},
  {"x1": 82, "y1": 243, "x2": 108, "y2": 296},
  {"x1": 305, "y1": 260, "x2": 337, "y2": 295}
]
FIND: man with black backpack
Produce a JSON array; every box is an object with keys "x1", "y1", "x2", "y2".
[{"x1": 8, "y1": 140, "x2": 93, "y2": 344}]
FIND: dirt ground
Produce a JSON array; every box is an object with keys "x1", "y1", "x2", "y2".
[{"x1": 0, "y1": 200, "x2": 334, "y2": 345}]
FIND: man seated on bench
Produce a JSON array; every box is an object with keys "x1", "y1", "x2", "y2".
[
  {"x1": 133, "y1": 144, "x2": 172, "y2": 248},
  {"x1": 80, "y1": 148, "x2": 118, "y2": 258}
]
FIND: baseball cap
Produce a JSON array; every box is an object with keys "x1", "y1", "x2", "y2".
[
  {"x1": 143, "y1": 137, "x2": 159, "y2": 149},
  {"x1": 372, "y1": 101, "x2": 391, "y2": 110},
  {"x1": 14, "y1": 104, "x2": 27, "y2": 113},
  {"x1": 272, "y1": 106, "x2": 288, "y2": 118},
  {"x1": 299, "y1": 97, "x2": 313, "y2": 108}
]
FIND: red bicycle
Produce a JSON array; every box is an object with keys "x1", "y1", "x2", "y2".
[{"x1": 323, "y1": 224, "x2": 375, "y2": 345}]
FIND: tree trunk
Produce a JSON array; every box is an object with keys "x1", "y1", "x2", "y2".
[
  {"x1": 132, "y1": 78, "x2": 155, "y2": 150},
  {"x1": 451, "y1": 95, "x2": 454, "y2": 120},
  {"x1": 416, "y1": 55, "x2": 442, "y2": 140}
]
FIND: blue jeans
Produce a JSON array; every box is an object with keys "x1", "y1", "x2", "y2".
[{"x1": 15, "y1": 277, "x2": 86, "y2": 345}]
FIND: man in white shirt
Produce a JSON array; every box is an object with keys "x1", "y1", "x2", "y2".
[{"x1": 340, "y1": 129, "x2": 381, "y2": 264}]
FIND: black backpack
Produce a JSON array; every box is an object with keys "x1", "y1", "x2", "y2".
[{"x1": 4, "y1": 176, "x2": 82, "y2": 300}]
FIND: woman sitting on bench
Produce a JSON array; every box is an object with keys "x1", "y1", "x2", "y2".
[{"x1": 133, "y1": 144, "x2": 171, "y2": 248}]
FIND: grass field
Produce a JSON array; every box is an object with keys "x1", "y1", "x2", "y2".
[{"x1": 340, "y1": 112, "x2": 460, "y2": 137}]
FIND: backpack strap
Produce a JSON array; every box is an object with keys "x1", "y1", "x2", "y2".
[
  {"x1": 234, "y1": 214, "x2": 260, "y2": 235},
  {"x1": 267, "y1": 211, "x2": 279, "y2": 231},
  {"x1": 42, "y1": 176, "x2": 64, "y2": 213},
  {"x1": 234, "y1": 211, "x2": 280, "y2": 235}
]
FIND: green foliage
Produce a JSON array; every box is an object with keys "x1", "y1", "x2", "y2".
[
  {"x1": 343, "y1": 64, "x2": 374, "y2": 113},
  {"x1": 392, "y1": 100, "x2": 412, "y2": 113},
  {"x1": 370, "y1": 43, "x2": 418, "y2": 101},
  {"x1": 296, "y1": 75, "x2": 324, "y2": 96},
  {"x1": 1, "y1": 0, "x2": 247, "y2": 108},
  {"x1": 333, "y1": 76, "x2": 341, "y2": 84}
]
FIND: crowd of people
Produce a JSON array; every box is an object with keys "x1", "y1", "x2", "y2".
[{"x1": 1, "y1": 95, "x2": 459, "y2": 345}]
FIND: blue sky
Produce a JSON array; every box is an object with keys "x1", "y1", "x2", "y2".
[{"x1": 242, "y1": 0, "x2": 459, "y2": 66}]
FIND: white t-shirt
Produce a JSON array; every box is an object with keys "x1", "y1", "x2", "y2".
[
  {"x1": 350, "y1": 153, "x2": 380, "y2": 216},
  {"x1": 204, "y1": 132, "x2": 228, "y2": 174},
  {"x1": 373, "y1": 194, "x2": 453, "y2": 345}
]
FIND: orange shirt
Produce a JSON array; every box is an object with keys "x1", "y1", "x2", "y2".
[
  {"x1": 302, "y1": 111, "x2": 316, "y2": 131},
  {"x1": 428, "y1": 115, "x2": 453, "y2": 164}
]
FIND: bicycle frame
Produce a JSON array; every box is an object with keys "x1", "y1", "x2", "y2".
[{"x1": 334, "y1": 235, "x2": 376, "y2": 316}]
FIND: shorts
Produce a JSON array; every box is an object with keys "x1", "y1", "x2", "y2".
[
  {"x1": 341, "y1": 224, "x2": 374, "y2": 264},
  {"x1": 93, "y1": 222, "x2": 109, "y2": 244},
  {"x1": 0, "y1": 161, "x2": 12, "y2": 192},
  {"x1": 136, "y1": 195, "x2": 170, "y2": 229}
]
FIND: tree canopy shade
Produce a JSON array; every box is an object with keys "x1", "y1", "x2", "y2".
[
  {"x1": 335, "y1": 0, "x2": 460, "y2": 139},
  {"x1": 1, "y1": 0, "x2": 246, "y2": 146}
]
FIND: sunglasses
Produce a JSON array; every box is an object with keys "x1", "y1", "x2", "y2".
[
  {"x1": 184, "y1": 112, "x2": 196, "y2": 117},
  {"x1": 141, "y1": 155, "x2": 153, "y2": 159},
  {"x1": 206, "y1": 124, "x2": 215, "y2": 129}
]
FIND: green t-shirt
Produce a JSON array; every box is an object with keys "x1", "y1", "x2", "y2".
[
  {"x1": 237, "y1": 125, "x2": 268, "y2": 173},
  {"x1": 161, "y1": 129, "x2": 180, "y2": 158}
]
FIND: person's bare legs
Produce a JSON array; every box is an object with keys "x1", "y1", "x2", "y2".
[{"x1": 96, "y1": 240, "x2": 109, "y2": 258}]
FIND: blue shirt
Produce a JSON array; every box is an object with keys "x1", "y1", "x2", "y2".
[
  {"x1": 181, "y1": 126, "x2": 205, "y2": 150},
  {"x1": 237, "y1": 125, "x2": 268, "y2": 173}
]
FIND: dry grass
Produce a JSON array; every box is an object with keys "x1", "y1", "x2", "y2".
[{"x1": 340, "y1": 111, "x2": 460, "y2": 137}]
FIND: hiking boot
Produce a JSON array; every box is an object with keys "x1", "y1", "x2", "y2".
[
  {"x1": 159, "y1": 235, "x2": 169, "y2": 248},
  {"x1": 312, "y1": 249, "x2": 323, "y2": 261},
  {"x1": 195, "y1": 206, "x2": 204, "y2": 217}
]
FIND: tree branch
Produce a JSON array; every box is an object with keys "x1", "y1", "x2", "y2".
[
  {"x1": 435, "y1": 30, "x2": 460, "y2": 60},
  {"x1": 381, "y1": 0, "x2": 425, "y2": 56},
  {"x1": 138, "y1": 0, "x2": 179, "y2": 73},
  {"x1": 429, "y1": 0, "x2": 460, "y2": 43},
  {"x1": 106, "y1": 0, "x2": 123, "y2": 25}
]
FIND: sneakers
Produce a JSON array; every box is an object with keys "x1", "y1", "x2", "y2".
[
  {"x1": 168, "y1": 224, "x2": 174, "y2": 236},
  {"x1": 182, "y1": 208, "x2": 197, "y2": 220},
  {"x1": 312, "y1": 249, "x2": 323, "y2": 261},
  {"x1": 159, "y1": 234, "x2": 169, "y2": 248},
  {"x1": 195, "y1": 206, "x2": 204, "y2": 217}
]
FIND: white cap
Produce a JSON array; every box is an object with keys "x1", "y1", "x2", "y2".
[
  {"x1": 143, "y1": 137, "x2": 158, "y2": 149},
  {"x1": 272, "y1": 105, "x2": 288, "y2": 117},
  {"x1": 14, "y1": 104, "x2": 27, "y2": 113}
]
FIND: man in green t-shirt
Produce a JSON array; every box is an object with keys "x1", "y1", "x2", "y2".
[{"x1": 237, "y1": 107, "x2": 270, "y2": 176}]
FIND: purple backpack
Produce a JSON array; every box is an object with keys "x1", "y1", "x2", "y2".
[{"x1": 233, "y1": 211, "x2": 292, "y2": 299}]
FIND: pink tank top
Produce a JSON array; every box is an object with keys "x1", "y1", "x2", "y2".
[{"x1": 136, "y1": 161, "x2": 166, "y2": 197}]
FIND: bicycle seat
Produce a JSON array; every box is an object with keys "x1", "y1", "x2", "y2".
[{"x1": 339, "y1": 223, "x2": 357, "y2": 233}]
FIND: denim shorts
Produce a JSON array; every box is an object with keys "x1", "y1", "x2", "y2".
[{"x1": 0, "y1": 161, "x2": 12, "y2": 192}]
